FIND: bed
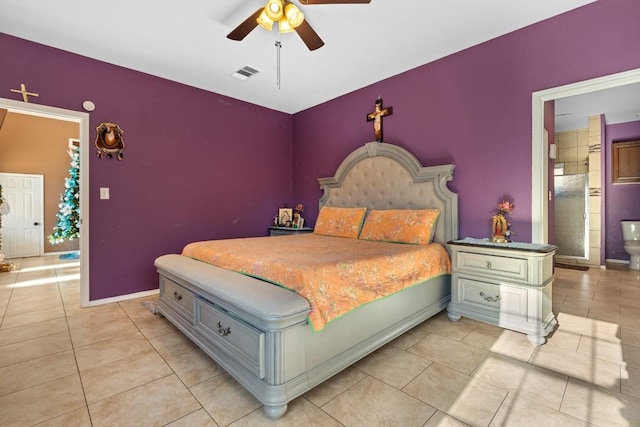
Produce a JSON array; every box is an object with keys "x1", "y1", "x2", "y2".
[{"x1": 154, "y1": 141, "x2": 458, "y2": 419}]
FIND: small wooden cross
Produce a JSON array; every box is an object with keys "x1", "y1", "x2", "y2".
[
  {"x1": 366, "y1": 96, "x2": 393, "y2": 142},
  {"x1": 10, "y1": 83, "x2": 39, "y2": 103}
]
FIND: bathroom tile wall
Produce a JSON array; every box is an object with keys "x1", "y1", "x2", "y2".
[{"x1": 588, "y1": 115, "x2": 603, "y2": 267}]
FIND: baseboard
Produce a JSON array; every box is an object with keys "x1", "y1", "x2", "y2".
[
  {"x1": 84, "y1": 288, "x2": 159, "y2": 307},
  {"x1": 605, "y1": 259, "x2": 630, "y2": 265}
]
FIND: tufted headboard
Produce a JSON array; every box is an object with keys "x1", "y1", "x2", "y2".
[{"x1": 318, "y1": 142, "x2": 458, "y2": 248}]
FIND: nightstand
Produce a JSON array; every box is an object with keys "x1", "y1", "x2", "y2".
[
  {"x1": 268, "y1": 226, "x2": 314, "y2": 236},
  {"x1": 446, "y1": 238, "x2": 557, "y2": 345}
]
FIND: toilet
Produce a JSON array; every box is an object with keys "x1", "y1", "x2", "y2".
[{"x1": 621, "y1": 221, "x2": 640, "y2": 270}]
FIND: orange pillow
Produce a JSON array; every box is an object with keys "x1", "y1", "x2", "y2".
[
  {"x1": 313, "y1": 206, "x2": 367, "y2": 239},
  {"x1": 359, "y1": 209, "x2": 440, "y2": 245}
]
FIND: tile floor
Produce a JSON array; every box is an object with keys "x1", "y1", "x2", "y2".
[{"x1": 1, "y1": 256, "x2": 640, "y2": 426}]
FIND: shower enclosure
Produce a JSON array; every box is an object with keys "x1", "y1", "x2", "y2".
[{"x1": 554, "y1": 174, "x2": 589, "y2": 259}]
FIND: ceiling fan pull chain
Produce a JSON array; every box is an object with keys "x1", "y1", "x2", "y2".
[{"x1": 275, "y1": 39, "x2": 282, "y2": 90}]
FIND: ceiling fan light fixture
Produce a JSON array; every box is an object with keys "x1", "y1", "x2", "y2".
[
  {"x1": 278, "y1": 18, "x2": 295, "y2": 33},
  {"x1": 285, "y1": 3, "x2": 304, "y2": 28},
  {"x1": 265, "y1": 0, "x2": 284, "y2": 21},
  {"x1": 257, "y1": 9, "x2": 274, "y2": 31}
]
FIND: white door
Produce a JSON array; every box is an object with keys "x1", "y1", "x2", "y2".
[{"x1": 0, "y1": 173, "x2": 44, "y2": 258}]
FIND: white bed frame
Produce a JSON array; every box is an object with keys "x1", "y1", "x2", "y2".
[{"x1": 154, "y1": 141, "x2": 458, "y2": 419}]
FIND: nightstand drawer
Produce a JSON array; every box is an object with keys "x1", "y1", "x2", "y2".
[
  {"x1": 160, "y1": 277, "x2": 195, "y2": 320},
  {"x1": 456, "y1": 251, "x2": 528, "y2": 282},
  {"x1": 458, "y1": 277, "x2": 528, "y2": 316},
  {"x1": 195, "y1": 298, "x2": 265, "y2": 379}
]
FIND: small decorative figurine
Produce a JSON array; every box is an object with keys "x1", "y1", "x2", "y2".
[
  {"x1": 491, "y1": 199, "x2": 514, "y2": 243},
  {"x1": 95, "y1": 122, "x2": 125, "y2": 160}
]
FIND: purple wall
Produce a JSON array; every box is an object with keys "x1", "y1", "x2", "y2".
[
  {"x1": 605, "y1": 121, "x2": 640, "y2": 261},
  {"x1": 3, "y1": 0, "x2": 640, "y2": 301},
  {"x1": 293, "y1": 0, "x2": 640, "y2": 242},
  {"x1": 1, "y1": 34, "x2": 293, "y2": 300}
]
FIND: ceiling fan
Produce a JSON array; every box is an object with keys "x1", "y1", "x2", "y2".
[{"x1": 227, "y1": 0, "x2": 371, "y2": 51}]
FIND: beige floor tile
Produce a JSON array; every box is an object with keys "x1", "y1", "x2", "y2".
[
  {"x1": 471, "y1": 353, "x2": 568, "y2": 410},
  {"x1": 74, "y1": 330, "x2": 154, "y2": 371},
  {"x1": 485, "y1": 329, "x2": 538, "y2": 362},
  {"x1": 0, "y1": 374, "x2": 85, "y2": 426},
  {"x1": 561, "y1": 378, "x2": 640, "y2": 426},
  {"x1": 0, "y1": 305, "x2": 66, "y2": 329},
  {"x1": 461, "y1": 322, "x2": 503, "y2": 349},
  {"x1": 408, "y1": 333, "x2": 488, "y2": 375},
  {"x1": 418, "y1": 311, "x2": 480, "y2": 341},
  {"x1": 166, "y1": 409, "x2": 218, "y2": 427},
  {"x1": 577, "y1": 335, "x2": 624, "y2": 363},
  {"x1": 304, "y1": 365, "x2": 367, "y2": 407},
  {"x1": 389, "y1": 323, "x2": 430, "y2": 350},
  {"x1": 563, "y1": 296, "x2": 621, "y2": 314},
  {"x1": 190, "y1": 372, "x2": 262, "y2": 426},
  {"x1": 160, "y1": 345, "x2": 224, "y2": 387},
  {"x1": 0, "y1": 350, "x2": 77, "y2": 397},
  {"x1": 89, "y1": 374, "x2": 201, "y2": 427},
  {"x1": 66, "y1": 305, "x2": 129, "y2": 331},
  {"x1": 4, "y1": 293, "x2": 63, "y2": 317},
  {"x1": 134, "y1": 314, "x2": 180, "y2": 339},
  {"x1": 553, "y1": 288, "x2": 595, "y2": 299},
  {"x1": 544, "y1": 328, "x2": 581, "y2": 352},
  {"x1": 530, "y1": 344, "x2": 621, "y2": 390},
  {"x1": 355, "y1": 344, "x2": 432, "y2": 389},
  {"x1": 623, "y1": 343, "x2": 640, "y2": 370},
  {"x1": 80, "y1": 349, "x2": 173, "y2": 403},
  {"x1": 69, "y1": 316, "x2": 139, "y2": 348},
  {"x1": 554, "y1": 304, "x2": 590, "y2": 318},
  {"x1": 622, "y1": 365, "x2": 640, "y2": 399},
  {"x1": 0, "y1": 331, "x2": 72, "y2": 367},
  {"x1": 322, "y1": 376, "x2": 436, "y2": 426},
  {"x1": 555, "y1": 312, "x2": 621, "y2": 341},
  {"x1": 424, "y1": 410, "x2": 470, "y2": 427},
  {"x1": 148, "y1": 326, "x2": 201, "y2": 356},
  {"x1": 231, "y1": 397, "x2": 341, "y2": 426},
  {"x1": 0, "y1": 317, "x2": 68, "y2": 347},
  {"x1": 33, "y1": 407, "x2": 92, "y2": 427},
  {"x1": 490, "y1": 394, "x2": 590, "y2": 427},
  {"x1": 118, "y1": 297, "x2": 160, "y2": 323},
  {"x1": 403, "y1": 363, "x2": 507, "y2": 427}
]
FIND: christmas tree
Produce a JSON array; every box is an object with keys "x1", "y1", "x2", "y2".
[{"x1": 49, "y1": 147, "x2": 80, "y2": 244}]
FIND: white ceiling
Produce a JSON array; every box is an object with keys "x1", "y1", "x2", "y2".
[
  {"x1": 555, "y1": 83, "x2": 640, "y2": 132},
  {"x1": 1, "y1": 0, "x2": 598, "y2": 114}
]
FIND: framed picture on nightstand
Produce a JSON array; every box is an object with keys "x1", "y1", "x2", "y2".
[{"x1": 278, "y1": 208, "x2": 293, "y2": 227}]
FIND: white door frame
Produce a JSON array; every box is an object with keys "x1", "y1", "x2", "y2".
[
  {"x1": 0, "y1": 98, "x2": 90, "y2": 306},
  {"x1": 531, "y1": 67, "x2": 640, "y2": 244}
]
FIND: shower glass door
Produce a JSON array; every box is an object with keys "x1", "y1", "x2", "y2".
[{"x1": 554, "y1": 174, "x2": 589, "y2": 258}]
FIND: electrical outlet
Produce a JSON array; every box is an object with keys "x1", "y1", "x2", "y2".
[{"x1": 100, "y1": 187, "x2": 110, "y2": 200}]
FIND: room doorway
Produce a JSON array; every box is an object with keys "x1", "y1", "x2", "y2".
[
  {"x1": 0, "y1": 173, "x2": 44, "y2": 258},
  {"x1": 0, "y1": 97, "x2": 90, "y2": 306},
  {"x1": 531, "y1": 67, "x2": 640, "y2": 250}
]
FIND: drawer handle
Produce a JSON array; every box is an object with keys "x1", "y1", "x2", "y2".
[
  {"x1": 486, "y1": 261, "x2": 492, "y2": 269},
  {"x1": 173, "y1": 291, "x2": 183, "y2": 301},
  {"x1": 480, "y1": 291, "x2": 501, "y2": 302},
  {"x1": 217, "y1": 321, "x2": 231, "y2": 336}
]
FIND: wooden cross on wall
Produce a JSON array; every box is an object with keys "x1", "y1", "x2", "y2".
[
  {"x1": 366, "y1": 97, "x2": 393, "y2": 142},
  {"x1": 10, "y1": 84, "x2": 39, "y2": 103}
]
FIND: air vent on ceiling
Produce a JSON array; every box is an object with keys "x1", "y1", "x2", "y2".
[{"x1": 232, "y1": 66, "x2": 260, "y2": 81}]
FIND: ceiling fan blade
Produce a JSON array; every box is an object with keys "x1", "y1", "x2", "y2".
[
  {"x1": 299, "y1": 0, "x2": 371, "y2": 4},
  {"x1": 226, "y1": 8, "x2": 263, "y2": 41},
  {"x1": 295, "y1": 20, "x2": 325, "y2": 50}
]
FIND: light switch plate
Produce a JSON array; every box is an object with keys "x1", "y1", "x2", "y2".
[{"x1": 100, "y1": 187, "x2": 110, "y2": 200}]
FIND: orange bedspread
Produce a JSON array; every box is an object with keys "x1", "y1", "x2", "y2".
[{"x1": 182, "y1": 234, "x2": 451, "y2": 331}]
